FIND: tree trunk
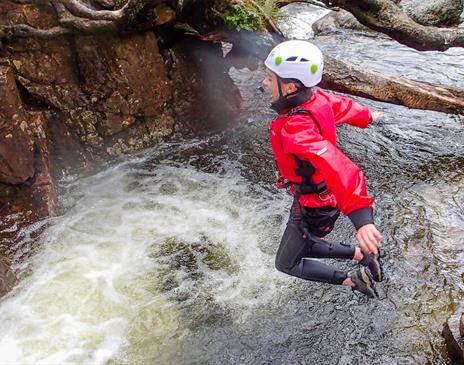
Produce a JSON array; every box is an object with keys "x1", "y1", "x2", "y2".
[
  {"x1": 279, "y1": 0, "x2": 464, "y2": 51},
  {"x1": 326, "y1": 0, "x2": 464, "y2": 51},
  {"x1": 322, "y1": 56, "x2": 464, "y2": 114}
]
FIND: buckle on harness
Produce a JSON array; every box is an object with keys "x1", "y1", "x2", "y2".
[
  {"x1": 318, "y1": 189, "x2": 332, "y2": 201},
  {"x1": 275, "y1": 173, "x2": 291, "y2": 189}
]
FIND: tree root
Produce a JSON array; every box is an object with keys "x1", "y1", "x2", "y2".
[{"x1": 1, "y1": 0, "x2": 161, "y2": 41}]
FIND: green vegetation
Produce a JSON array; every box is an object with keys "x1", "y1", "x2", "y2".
[
  {"x1": 259, "y1": 0, "x2": 280, "y2": 20},
  {"x1": 225, "y1": 4, "x2": 262, "y2": 31},
  {"x1": 224, "y1": 0, "x2": 280, "y2": 32}
]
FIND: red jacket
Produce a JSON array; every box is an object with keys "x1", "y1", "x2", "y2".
[{"x1": 269, "y1": 89, "x2": 374, "y2": 229}]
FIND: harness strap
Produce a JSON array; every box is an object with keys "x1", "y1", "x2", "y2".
[
  {"x1": 284, "y1": 107, "x2": 328, "y2": 195},
  {"x1": 286, "y1": 107, "x2": 322, "y2": 134},
  {"x1": 293, "y1": 181, "x2": 327, "y2": 194}
]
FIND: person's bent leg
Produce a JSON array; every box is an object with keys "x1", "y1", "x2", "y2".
[
  {"x1": 275, "y1": 223, "x2": 348, "y2": 284},
  {"x1": 275, "y1": 222, "x2": 309, "y2": 274},
  {"x1": 309, "y1": 235, "x2": 355, "y2": 260},
  {"x1": 309, "y1": 234, "x2": 382, "y2": 283},
  {"x1": 298, "y1": 258, "x2": 347, "y2": 284},
  {"x1": 275, "y1": 220, "x2": 378, "y2": 296}
]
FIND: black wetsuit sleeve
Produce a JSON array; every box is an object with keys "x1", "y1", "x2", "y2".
[{"x1": 348, "y1": 207, "x2": 374, "y2": 230}]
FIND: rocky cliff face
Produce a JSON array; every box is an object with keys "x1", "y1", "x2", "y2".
[
  {"x1": 1, "y1": 2, "x2": 175, "y2": 153},
  {"x1": 0, "y1": 1, "x2": 243, "y2": 258},
  {"x1": 0, "y1": 66, "x2": 56, "y2": 241}
]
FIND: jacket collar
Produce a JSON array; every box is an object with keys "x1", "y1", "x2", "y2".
[{"x1": 270, "y1": 89, "x2": 314, "y2": 114}]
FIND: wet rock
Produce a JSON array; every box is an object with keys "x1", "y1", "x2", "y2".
[
  {"x1": 222, "y1": 29, "x2": 273, "y2": 72},
  {"x1": 1, "y1": 1, "x2": 99, "y2": 150},
  {"x1": 400, "y1": 0, "x2": 463, "y2": 26},
  {"x1": 0, "y1": 66, "x2": 35, "y2": 184},
  {"x1": 0, "y1": 254, "x2": 15, "y2": 298},
  {"x1": 224, "y1": 44, "x2": 260, "y2": 71},
  {"x1": 75, "y1": 31, "x2": 172, "y2": 138},
  {"x1": 28, "y1": 111, "x2": 57, "y2": 217},
  {"x1": 46, "y1": 111, "x2": 94, "y2": 174},
  {"x1": 312, "y1": 9, "x2": 371, "y2": 35},
  {"x1": 0, "y1": 66, "x2": 55, "y2": 202},
  {"x1": 442, "y1": 305, "x2": 464, "y2": 362},
  {"x1": 169, "y1": 39, "x2": 243, "y2": 135},
  {"x1": 0, "y1": 110, "x2": 57, "y2": 247},
  {"x1": 1, "y1": 2, "x2": 174, "y2": 153},
  {"x1": 0, "y1": 65, "x2": 56, "y2": 247},
  {"x1": 105, "y1": 110, "x2": 176, "y2": 156}
]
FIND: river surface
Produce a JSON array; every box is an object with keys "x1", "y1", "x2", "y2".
[{"x1": 1, "y1": 4, "x2": 464, "y2": 365}]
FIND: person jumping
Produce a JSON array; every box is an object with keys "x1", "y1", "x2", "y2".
[{"x1": 262, "y1": 40, "x2": 383, "y2": 298}]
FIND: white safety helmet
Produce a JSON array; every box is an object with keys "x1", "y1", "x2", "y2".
[{"x1": 264, "y1": 40, "x2": 323, "y2": 88}]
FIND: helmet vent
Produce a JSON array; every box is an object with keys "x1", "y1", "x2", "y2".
[
  {"x1": 285, "y1": 56, "x2": 298, "y2": 61},
  {"x1": 300, "y1": 58, "x2": 309, "y2": 62}
]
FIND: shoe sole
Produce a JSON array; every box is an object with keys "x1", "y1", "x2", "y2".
[
  {"x1": 370, "y1": 261, "x2": 383, "y2": 282},
  {"x1": 364, "y1": 252, "x2": 383, "y2": 282},
  {"x1": 360, "y1": 268, "x2": 378, "y2": 298}
]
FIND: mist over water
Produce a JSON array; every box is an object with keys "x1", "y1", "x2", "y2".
[{"x1": 0, "y1": 3, "x2": 463, "y2": 365}]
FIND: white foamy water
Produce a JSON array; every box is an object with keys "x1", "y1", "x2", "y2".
[
  {"x1": 277, "y1": 3, "x2": 330, "y2": 39},
  {"x1": 0, "y1": 154, "x2": 289, "y2": 364}
]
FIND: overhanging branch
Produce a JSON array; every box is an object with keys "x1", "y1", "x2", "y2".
[{"x1": 318, "y1": 0, "x2": 464, "y2": 51}]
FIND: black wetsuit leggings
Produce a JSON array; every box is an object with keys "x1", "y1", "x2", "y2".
[{"x1": 275, "y1": 198, "x2": 355, "y2": 285}]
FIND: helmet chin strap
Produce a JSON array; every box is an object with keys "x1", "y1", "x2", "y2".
[
  {"x1": 277, "y1": 76, "x2": 284, "y2": 99},
  {"x1": 276, "y1": 76, "x2": 301, "y2": 102},
  {"x1": 270, "y1": 88, "x2": 313, "y2": 113}
]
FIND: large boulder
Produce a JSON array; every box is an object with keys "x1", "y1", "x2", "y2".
[
  {"x1": 312, "y1": 9, "x2": 371, "y2": 36},
  {"x1": 400, "y1": 0, "x2": 463, "y2": 26},
  {"x1": 0, "y1": 1, "x2": 242, "y2": 152}
]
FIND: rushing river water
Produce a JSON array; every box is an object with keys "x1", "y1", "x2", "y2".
[{"x1": 1, "y1": 4, "x2": 464, "y2": 365}]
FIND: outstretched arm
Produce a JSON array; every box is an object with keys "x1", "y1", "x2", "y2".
[{"x1": 319, "y1": 90, "x2": 384, "y2": 127}]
